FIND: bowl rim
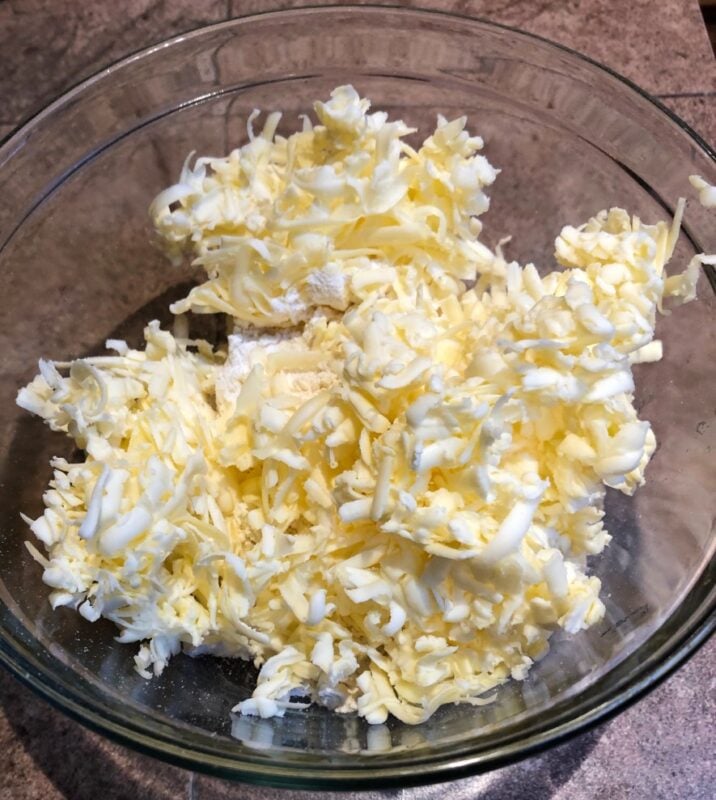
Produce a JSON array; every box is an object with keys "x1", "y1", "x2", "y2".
[
  {"x1": 0, "y1": 3, "x2": 714, "y2": 789},
  {"x1": 2, "y1": 3, "x2": 714, "y2": 161}
]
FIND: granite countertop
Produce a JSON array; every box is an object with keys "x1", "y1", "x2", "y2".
[{"x1": 0, "y1": 2, "x2": 714, "y2": 799}]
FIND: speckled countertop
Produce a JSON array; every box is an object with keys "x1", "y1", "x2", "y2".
[{"x1": 0, "y1": 2, "x2": 714, "y2": 799}]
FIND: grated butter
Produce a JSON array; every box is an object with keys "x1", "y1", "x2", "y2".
[{"x1": 18, "y1": 86, "x2": 710, "y2": 725}]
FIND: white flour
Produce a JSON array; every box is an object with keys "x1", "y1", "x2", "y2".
[
  {"x1": 265, "y1": 270, "x2": 349, "y2": 325},
  {"x1": 267, "y1": 288, "x2": 310, "y2": 325},
  {"x1": 305, "y1": 267, "x2": 348, "y2": 309},
  {"x1": 215, "y1": 321, "x2": 338, "y2": 412}
]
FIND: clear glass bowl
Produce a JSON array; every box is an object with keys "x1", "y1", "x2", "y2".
[{"x1": 0, "y1": 6, "x2": 713, "y2": 790}]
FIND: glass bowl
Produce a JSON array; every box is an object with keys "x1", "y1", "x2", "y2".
[{"x1": 0, "y1": 6, "x2": 713, "y2": 790}]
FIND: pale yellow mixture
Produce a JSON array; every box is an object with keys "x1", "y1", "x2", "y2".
[{"x1": 18, "y1": 87, "x2": 711, "y2": 724}]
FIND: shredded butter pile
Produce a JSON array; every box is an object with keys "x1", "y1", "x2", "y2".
[{"x1": 18, "y1": 87, "x2": 710, "y2": 725}]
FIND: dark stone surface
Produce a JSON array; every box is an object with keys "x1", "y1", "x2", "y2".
[{"x1": 0, "y1": 2, "x2": 713, "y2": 799}]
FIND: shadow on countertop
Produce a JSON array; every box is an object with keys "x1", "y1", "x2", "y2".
[{"x1": 0, "y1": 670, "x2": 186, "y2": 800}]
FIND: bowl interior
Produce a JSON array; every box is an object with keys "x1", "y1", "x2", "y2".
[{"x1": 0, "y1": 7, "x2": 714, "y2": 787}]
